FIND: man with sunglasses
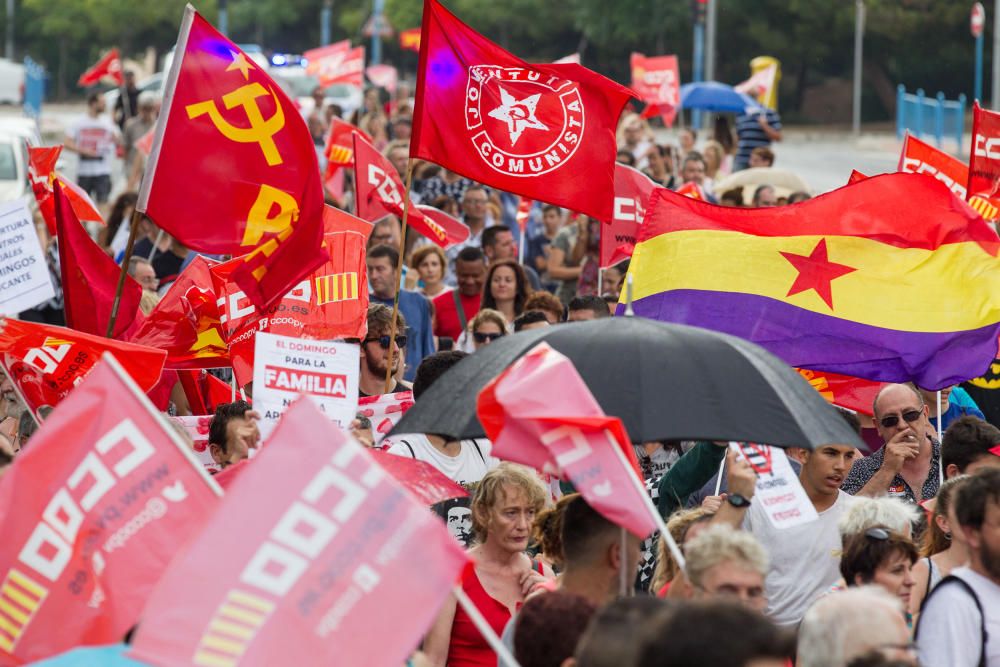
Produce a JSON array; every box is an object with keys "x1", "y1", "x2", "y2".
[
  {"x1": 842, "y1": 383, "x2": 941, "y2": 503},
  {"x1": 354, "y1": 304, "x2": 410, "y2": 397}
]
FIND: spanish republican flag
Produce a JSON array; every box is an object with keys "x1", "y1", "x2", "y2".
[{"x1": 623, "y1": 173, "x2": 1000, "y2": 390}]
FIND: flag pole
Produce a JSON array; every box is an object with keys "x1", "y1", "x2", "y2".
[
  {"x1": 384, "y1": 160, "x2": 415, "y2": 394},
  {"x1": 105, "y1": 208, "x2": 142, "y2": 338},
  {"x1": 936, "y1": 390, "x2": 944, "y2": 485}
]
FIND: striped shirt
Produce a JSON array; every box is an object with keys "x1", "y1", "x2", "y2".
[{"x1": 735, "y1": 109, "x2": 782, "y2": 170}]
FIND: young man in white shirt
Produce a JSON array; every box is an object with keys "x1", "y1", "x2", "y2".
[
  {"x1": 65, "y1": 92, "x2": 122, "y2": 218},
  {"x1": 917, "y1": 468, "x2": 1000, "y2": 667}
]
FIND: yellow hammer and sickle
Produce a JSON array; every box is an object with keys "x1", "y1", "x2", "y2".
[{"x1": 185, "y1": 83, "x2": 286, "y2": 166}]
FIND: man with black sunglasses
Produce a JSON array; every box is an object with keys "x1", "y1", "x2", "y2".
[
  {"x1": 842, "y1": 383, "x2": 941, "y2": 503},
  {"x1": 353, "y1": 304, "x2": 411, "y2": 397}
]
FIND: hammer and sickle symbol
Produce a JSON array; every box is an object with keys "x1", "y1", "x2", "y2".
[{"x1": 185, "y1": 83, "x2": 286, "y2": 166}]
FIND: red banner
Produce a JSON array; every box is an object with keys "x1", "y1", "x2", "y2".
[
  {"x1": 139, "y1": 8, "x2": 327, "y2": 311},
  {"x1": 400, "y1": 27, "x2": 421, "y2": 52},
  {"x1": 215, "y1": 206, "x2": 370, "y2": 386},
  {"x1": 630, "y1": 53, "x2": 680, "y2": 127},
  {"x1": 795, "y1": 368, "x2": 881, "y2": 416},
  {"x1": 28, "y1": 145, "x2": 104, "y2": 236},
  {"x1": 0, "y1": 319, "x2": 166, "y2": 423},
  {"x1": 0, "y1": 355, "x2": 220, "y2": 663},
  {"x1": 77, "y1": 48, "x2": 123, "y2": 87},
  {"x1": 304, "y1": 41, "x2": 365, "y2": 88},
  {"x1": 968, "y1": 103, "x2": 1000, "y2": 219},
  {"x1": 129, "y1": 398, "x2": 468, "y2": 667},
  {"x1": 129, "y1": 256, "x2": 230, "y2": 370},
  {"x1": 354, "y1": 131, "x2": 468, "y2": 247},
  {"x1": 54, "y1": 183, "x2": 143, "y2": 340},
  {"x1": 410, "y1": 0, "x2": 635, "y2": 222},
  {"x1": 898, "y1": 133, "x2": 968, "y2": 199},
  {"x1": 600, "y1": 163, "x2": 658, "y2": 267}
]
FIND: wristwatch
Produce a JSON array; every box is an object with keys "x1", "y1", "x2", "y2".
[{"x1": 727, "y1": 494, "x2": 752, "y2": 508}]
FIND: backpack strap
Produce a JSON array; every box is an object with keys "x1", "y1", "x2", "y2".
[
  {"x1": 469, "y1": 439, "x2": 486, "y2": 464},
  {"x1": 917, "y1": 574, "x2": 987, "y2": 667},
  {"x1": 452, "y1": 290, "x2": 468, "y2": 330},
  {"x1": 398, "y1": 439, "x2": 416, "y2": 459}
]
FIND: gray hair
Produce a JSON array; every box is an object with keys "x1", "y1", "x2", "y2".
[
  {"x1": 838, "y1": 496, "x2": 919, "y2": 539},
  {"x1": 797, "y1": 586, "x2": 906, "y2": 667},
  {"x1": 684, "y1": 525, "x2": 769, "y2": 589}
]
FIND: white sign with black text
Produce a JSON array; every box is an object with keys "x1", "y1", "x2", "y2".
[
  {"x1": 0, "y1": 198, "x2": 54, "y2": 315},
  {"x1": 730, "y1": 442, "x2": 818, "y2": 529}
]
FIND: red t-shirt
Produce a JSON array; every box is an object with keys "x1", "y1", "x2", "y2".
[{"x1": 433, "y1": 290, "x2": 481, "y2": 340}]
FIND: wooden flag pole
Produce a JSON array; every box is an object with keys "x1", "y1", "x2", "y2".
[
  {"x1": 384, "y1": 160, "x2": 415, "y2": 394},
  {"x1": 105, "y1": 207, "x2": 143, "y2": 338}
]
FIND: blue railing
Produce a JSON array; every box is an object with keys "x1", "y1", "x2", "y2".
[
  {"x1": 896, "y1": 85, "x2": 965, "y2": 150},
  {"x1": 23, "y1": 56, "x2": 45, "y2": 119}
]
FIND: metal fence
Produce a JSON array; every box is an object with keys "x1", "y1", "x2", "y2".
[{"x1": 895, "y1": 85, "x2": 965, "y2": 150}]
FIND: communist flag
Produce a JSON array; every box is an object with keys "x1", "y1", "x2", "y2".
[
  {"x1": 0, "y1": 318, "x2": 166, "y2": 422},
  {"x1": 410, "y1": 0, "x2": 634, "y2": 222},
  {"x1": 796, "y1": 368, "x2": 881, "y2": 416},
  {"x1": 77, "y1": 48, "x2": 123, "y2": 87},
  {"x1": 623, "y1": 173, "x2": 1000, "y2": 390},
  {"x1": 323, "y1": 118, "x2": 369, "y2": 197},
  {"x1": 138, "y1": 8, "x2": 327, "y2": 311},
  {"x1": 54, "y1": 182, "x2": 143, "y2": 339},
  {"x1": 28, "y1": 145, "x2": 104, "y2": 236},
  {"x1": 354, "y1": 131, "x2": 469, "y2": 247},
  {"x1": 128, "y1": 256, "x2": 229, "y2": 369}
]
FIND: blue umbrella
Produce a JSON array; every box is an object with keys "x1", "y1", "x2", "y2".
[
  {"x1": 28, "y1": 644, "x2": 151, "y2": 666},
  {"x1": 679, "y1": 81, "x2": 762, "y2": 113}
]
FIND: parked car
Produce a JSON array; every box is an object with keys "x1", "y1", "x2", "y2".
[
  {"x1": 0, "y1": 130, "x2": 32, "y2": 202},
  {"x1": 272, "y1": 67, "x2": 363, "y2": 121}
]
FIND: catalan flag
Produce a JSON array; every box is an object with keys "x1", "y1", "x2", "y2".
[{"x1": 622, "y1": 173, "x2": 1000, "y2": 390}]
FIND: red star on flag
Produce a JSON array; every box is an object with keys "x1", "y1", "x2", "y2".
[{"x1": 780, "y1": 239, "x2": 856, "y2": 309}]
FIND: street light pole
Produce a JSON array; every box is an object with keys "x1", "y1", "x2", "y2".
[
  {"x1": 321, "y1": 0, "x2": 333, "y2": 46},
  {"x1": 219, "y1": 0, "x2": 229, "y2": 36},
  {"x1": 371, "y1": 0, "x2": 385, "y2": 66},
  {"x1": 704, "y1": 0, "x2": 718, "y2": 83},
  {"x1": 852, "y1": 0, "x2": 865, "y2": 136},
  {"x1": 5, "y1": 0, "x2": 13, "y2": 61}
]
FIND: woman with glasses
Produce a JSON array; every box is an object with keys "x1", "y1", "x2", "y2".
[
  {"x1": 840, "y1": 526, "x2": 919, "y2": 623},
  {"x1": 467, "y1": 309, "x2": 507, "y2": 351},
  {"x1": 481, "y1": 260, "x2": 532, "y2": 326}
]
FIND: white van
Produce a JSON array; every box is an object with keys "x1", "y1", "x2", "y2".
[{"x1": 0, "y1": 58, "x2": 24, "y2": 105}]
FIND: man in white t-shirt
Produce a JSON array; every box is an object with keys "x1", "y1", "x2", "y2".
[
  {"x1": 917, "y1": 468, "x2": 1000, "y2": 667},
  {"x1": 65, "y1": 92, "x2": 122, "y2": 215},
  {"x1": 714, "y1": 443, "x2": 860, "y2": 626}
]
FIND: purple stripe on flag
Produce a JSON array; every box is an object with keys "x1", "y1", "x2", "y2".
[{"x1": 617, "y1": 289, "x2": 999, "y2": 390}]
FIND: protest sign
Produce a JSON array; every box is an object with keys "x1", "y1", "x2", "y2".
[
  {"x1": 130, "y1": 398, "x2": 468, "y2": 667},
  {"x1": 252, "y1": 331, "x2": 359, "y2": 437},
  {"x1": 600, "y1": 163, "x2": 658, "y2": 268},
  {"x1": 729, "y1": 442, "x2": 818, "y2": 529},
  {"x1": 0, "y1": 198, "x2": 54, "y2": 315},
  {"x1": 358, "y1": 390, "x2": 414, "y2": 444},
  {"x1": 631, "y1": 53, "x2": 680, "y2": 126},
  {"x1": 0, "y1": 354, "x2": 221, "y2": 663},
  {"x1": 898, "y1": 132, "x2": 968, "y2": 199}
]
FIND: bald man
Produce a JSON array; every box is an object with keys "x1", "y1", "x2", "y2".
[{"x1": 841, "y1": 383, "x2": 941, "y2": 502}]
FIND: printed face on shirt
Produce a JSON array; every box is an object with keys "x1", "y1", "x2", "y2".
[
  {"x1": 447, "y1": 505, "x2": 473, "y2": 544},
  {"x1": 455, "y1": 259, "x2": 487, "y2": 297},
  {"x1": 800, "y1": 444, "x2": 857, "y2": 498},
  {"x1": 874, "y1": 385, "x2": 931, "y2": 447},
  {"x1": 486, "y1": 485, "x2": 537, "y2": 553}
]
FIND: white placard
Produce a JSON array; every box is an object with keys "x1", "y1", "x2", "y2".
[
  {"x1": 252, "y1": 332, "x2": 360, "y2": 438},
  {"x1": 730, "y1": 442, "x2": 819, "y2": 529},
  {"x1": 0, "y1": 198, "x2": 54, "y2": 315}
]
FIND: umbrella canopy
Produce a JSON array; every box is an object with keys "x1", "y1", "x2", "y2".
[
  {"x1": 715, "y1": 167, "x2": 811, "y2": 200},
  {"x1": 679, "y1": 81, "x2": 761, "y2": 113},
  {"x1": 391, "y1": 318, "x2": 865, "y2": 450}
]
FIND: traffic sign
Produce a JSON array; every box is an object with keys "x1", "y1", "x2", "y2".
[{"x1": 972, "y1": 2, "x2": 986, "y2": 38}]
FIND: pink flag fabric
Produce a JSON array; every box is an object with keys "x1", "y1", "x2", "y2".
[
  {"x1": 0, "y1": 354, "x2": 221, "y2": 664},
  {"x1": 477, "y1": 343, "x2": 657, "y2": 538},
  {"x1": 130, "y1": 398, "x2": 469, "y2": 667}
]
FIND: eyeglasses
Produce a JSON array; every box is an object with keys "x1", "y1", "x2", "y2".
[
  {"x1": 878, "y1": 409, "x2": 923, "y2": 429},
  {"x1": 473, "y1": 331, "x2": 504, "y2": 343},
  {"x1": 363, "y1": 334, "x2": 407, "y2": 349},
  {"x1": 864, "y1": 527, "x2": 891, "y2": 541}
]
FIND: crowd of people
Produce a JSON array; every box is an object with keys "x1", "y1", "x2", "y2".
[{"x1": 2, "y1": 68, "x2": 999, "y2": 667}]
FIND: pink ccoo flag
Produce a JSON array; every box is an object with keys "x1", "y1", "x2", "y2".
[
  {"x1": 478, "y1": 342, "x2": 658, "y2": 539},
  {"x1": 130, "y1": 398, "x2": 469, "y2": 667}
]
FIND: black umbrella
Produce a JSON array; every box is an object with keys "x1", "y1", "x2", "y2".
[{"x1": 391, "y1": 317, "x2": 864, "y2": 450}]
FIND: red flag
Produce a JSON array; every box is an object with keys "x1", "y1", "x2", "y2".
[
  {"x1": 177, "y1": 369, "x2": 236, "y2": 417},
  {"x1": 968, "y1": 102, "x2": 1000, "y2": 212},
  {"x1": 370, "y1": 449, "x2": 468, "y2": 505},
  {"x1": 847, "y1": 169, "x2": 869, "y2": 185},
  {"x1": 0, "y1": 354, "x2": 221, "y2": 663},
  {"x1": 77, "y1": 48, "x2": 123, "y2": 87},
  {"x1": 322, "y1": 118, "x2": 369, "y2": 195},
  {"x1": 400, "y1": 27, "x2": 422, "y2": 52},
  {"x1": 54, "y1": 182, "x2": 143, "y2": 339},
  {"x1": 129, "y1": 398, "x2": 469, "y2": 667},
  {"x1": 600, "y1": 163, "x2": 658, "y2": 267},
  {"x1": 478, "y1": 343, "x2": 658, "y2": 538},
  {"x1": 631, "y1": 53, "x2": 680, "y2": 127},
  {"x1": 304, "y1": 41, "x2": 365, "y2": 87},
  {"x1": 414, "y1": 205, "x2": 472, "y2": 249},
  {"x1": 0, "y1": 319, "x2": 166, "y2": 423},
  {"x1": 215, "y1": 205, "x2": 370, "y2": 386},
  {"x1": 675, "y1": 181, "x2": 707, "y2": 200},
  {"x1": 515, "y1": 197, "x2": 533, "y2": 233},
  {"x1": 354, "y1": 132, "x2": 468, "y2": 247},
  {"x1": 795, "y1": 368, "x2": 881, "y2": 416},
  {"x1": 410, "y1": 0, "x2": 635, "y2": 221},
  {"x1": 898, "y1": 133, "x2": 968, "y2": 199},
  {"x1": 28, "y1": 146, "x2": 104, "y2": 236},
  {"x1": 366, "y1": 64, "x2": 399, "y2": 93},
  {"x1": 128, "y1": 256, "x2": 230, "y2": 369},
  {"x1": 138, "y1": 8, "x2": 328, "y2": 311}
]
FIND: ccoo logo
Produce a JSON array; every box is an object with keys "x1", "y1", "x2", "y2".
[{"x1": 465, "y1": 65, "x2": 585, "y2": 177}]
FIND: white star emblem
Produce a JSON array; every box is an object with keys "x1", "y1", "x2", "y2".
[{"x1": 488, "y1": 85, "x2": 547, "y2": 147}]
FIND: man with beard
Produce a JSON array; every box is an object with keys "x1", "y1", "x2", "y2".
[
  {"x1": 355, "y1": 303, "x2": 409, "y2": 397},
  {"x1": 367, "y1": 245, "x2": 433, "y2": 381},
  {"x1": 917, "y1": 468, "x2": 1000, "y2": 666}
]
